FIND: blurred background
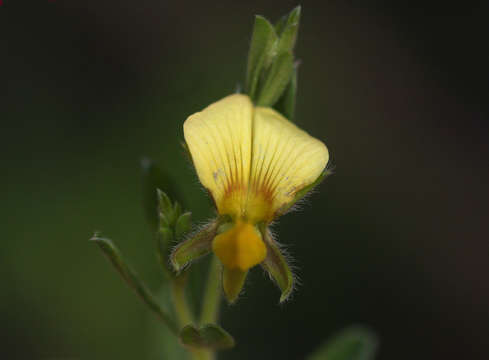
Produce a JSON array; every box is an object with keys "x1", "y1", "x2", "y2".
[{"x1": 1, "y1": 1, "x2": 488, "y2": 359}]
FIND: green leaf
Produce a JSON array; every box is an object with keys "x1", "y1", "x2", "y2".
[
  {"x1": 255, "y1": 52, "x2": 294, "y2": 107},
  {"x1": 170, "y1": 221, "x2": 219, "y2": 272},
  {"x1": 157, "y1": 189, "x2": 174, "y2": 224},
  {"x1": 141, "y1": 157, "x2": 179, "y2": 232},
  {"x1": 274, "y1": 64, "x2": 297, "y2": 120},
  {"x1": 90, "y1": 234, "x2": 178, "y2": 335},
  {"x1": 307, "y1": 326, "x2": 378, "y2": 360},
  {"x1": 246, "y1": 15, "x2": 278, "y2": 100},
  {"x1": 276, "y1": 5, "x2": 301, "y2": 56},
  {"x1": 180, "y1": 324, "x2": 235, "y2": 350},
  {"x1": 159, "y1": 212, "x2": 170, "y2": 229},
  {"x1": 173, "y1": 201, "x2": 182, "y2": 221},
  {"x1": 274, "y1": 15, "x2": 288, "y2": 36},
  {"x1": 261, "y1": 227, "x2": 294, "y2": 303},
  {"x1": 175, "y1": 212, "x2": 192, "y2": 240},
  {"x1": 157, "y1": 227, "x2": 174, "y2": 273}
]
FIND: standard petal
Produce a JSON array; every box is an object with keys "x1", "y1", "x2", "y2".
[
  {"x1": 249, "y1": 107, "x2": 329, "y2": 221},
  {"x1": 183, "y1": 94, "x2": 253, "y2": 217}
]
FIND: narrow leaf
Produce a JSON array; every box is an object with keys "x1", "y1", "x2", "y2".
[
  {"x1": 276, "y1": 5, "x2": 301, "y2": 55},
  {"x1": 90, "y1": 234, "x2": 178, "y2": 335},
  {"x1": 170, "y1": 221, "x2": 219, "y2": 272},
  {"x1": 141, "y1": 158, "x2": 179, "y2": 231},
  {"x1": 157, "y1": 189, "x2": 174, "y2": 224},
  {"x1": 261, "y1": 228, "x2": 294, "y2": 303},
  {"x1": 274, "y1": 64, "x2": 297, "y2": 120},
  {"x1": 307, "y1": 326, "x2": 378, "y2": 360},
  {"x1": 275, "y1": 15, "x2": 288, "y2": 36},
  {"x1": 255, "y1": 52, "x2": 294, "y2": 107},
  {"x1": 246, "y1": 15, "x2": 278, "y2": 100},
  {"x1": 157, "y1": 227, "x2": 174, "y2": 273},
  {"x1": 180, "y1": 324, "x2": 235, "y2": 350},
  {"x1": 173, "y1": 201, "x2": 182, "y2": 220},
  {"x1": 159, "y1": 212, "x2": 170, "y2": 228}
]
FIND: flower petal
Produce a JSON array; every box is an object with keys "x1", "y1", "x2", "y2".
[
  {"x1": 184, "y1": 95, "x2": 329, "y2": 223},
  {"x1": 222, "y1": 267, "x2": 248, "y2": 303},
  {"x1": 184, "y1": 94, "x2": 253, "y2": 217},
  {"x1": 249, "y1": 107, "x2": 329, "y2": 220},
  {"x1": 212, "y1": 220, "x2": 267, "y2": 271}
]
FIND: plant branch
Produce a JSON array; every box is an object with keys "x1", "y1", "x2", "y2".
[
  {"x1": 200, "y1": 255, "x2": 222, "y2": 325},
  {"x1": 171, "y1": 272, "x2": 194, "y2": 327}
]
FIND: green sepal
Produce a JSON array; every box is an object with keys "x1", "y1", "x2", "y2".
[
  {"x1": 274, "y1": 64, "x2": 298, "y2": 120},
  {"x1": 260, "y1": 227, "x2": 294, "y2": 303},
  {"x1": 245, "y1": 15, "x2": 278, "y2": 100},
  {"x1": 255, "y1": 52, "x2": 293, "y2": 107},
  {"x1": 275, "y1": 5, "x2": 301, "y2": 56},
  {"x1": 175, "y1": 212, "x2": 192, "y2": 240},
  {"x1": 276, "y1": 168, "x2": 332, "y2": 217},
  {"x1": 307, "y1": 325, "x2": 378, "y2": 360},
  {"x1": 170, "y1": 220, "x2": 220, "y2": 272},
  {"x1": 222, "y1": 267, "x2": 248, "y2": 304},
  {"x1": 180, "y1": 324, "x2": 235, "y2": 350},
  {"x1": 90, "y1": 234, "x2": 178, "y2": 335}
]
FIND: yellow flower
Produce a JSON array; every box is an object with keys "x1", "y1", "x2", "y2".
[{"x1": 176, "y1": 94, "x2": 329, "y2": 302}]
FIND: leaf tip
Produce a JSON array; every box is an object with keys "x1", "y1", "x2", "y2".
[
  {"x1": 89, "y1": 232, "x2": 105, "y2": 242},
  {"x1": 290, "y1": 5, "x2": 301, "y2": 20}
]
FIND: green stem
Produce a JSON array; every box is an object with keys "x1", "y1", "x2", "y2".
[
  {"x1": 171, "y1": 272, "x2": 214, "y2": 360},
  {"x1": 193, "y1": 256, "x2": 222, "y2": 360},
  {"x1": 156, "y1": 230, "x2": 172, "y2": 279},
  {"x1": 200, "y1": 255, "x2": 222, "y2": 325},
  {"x1": 193, "y1": 349, "x2": 213, "y2": 360},
  {"x1": 171, "y1": 273, "x2": 194, "y2": 327}
]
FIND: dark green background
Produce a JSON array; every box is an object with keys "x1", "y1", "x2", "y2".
[{"x1": 1, "y1": 1, "x2": 488, "y2": 359}]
